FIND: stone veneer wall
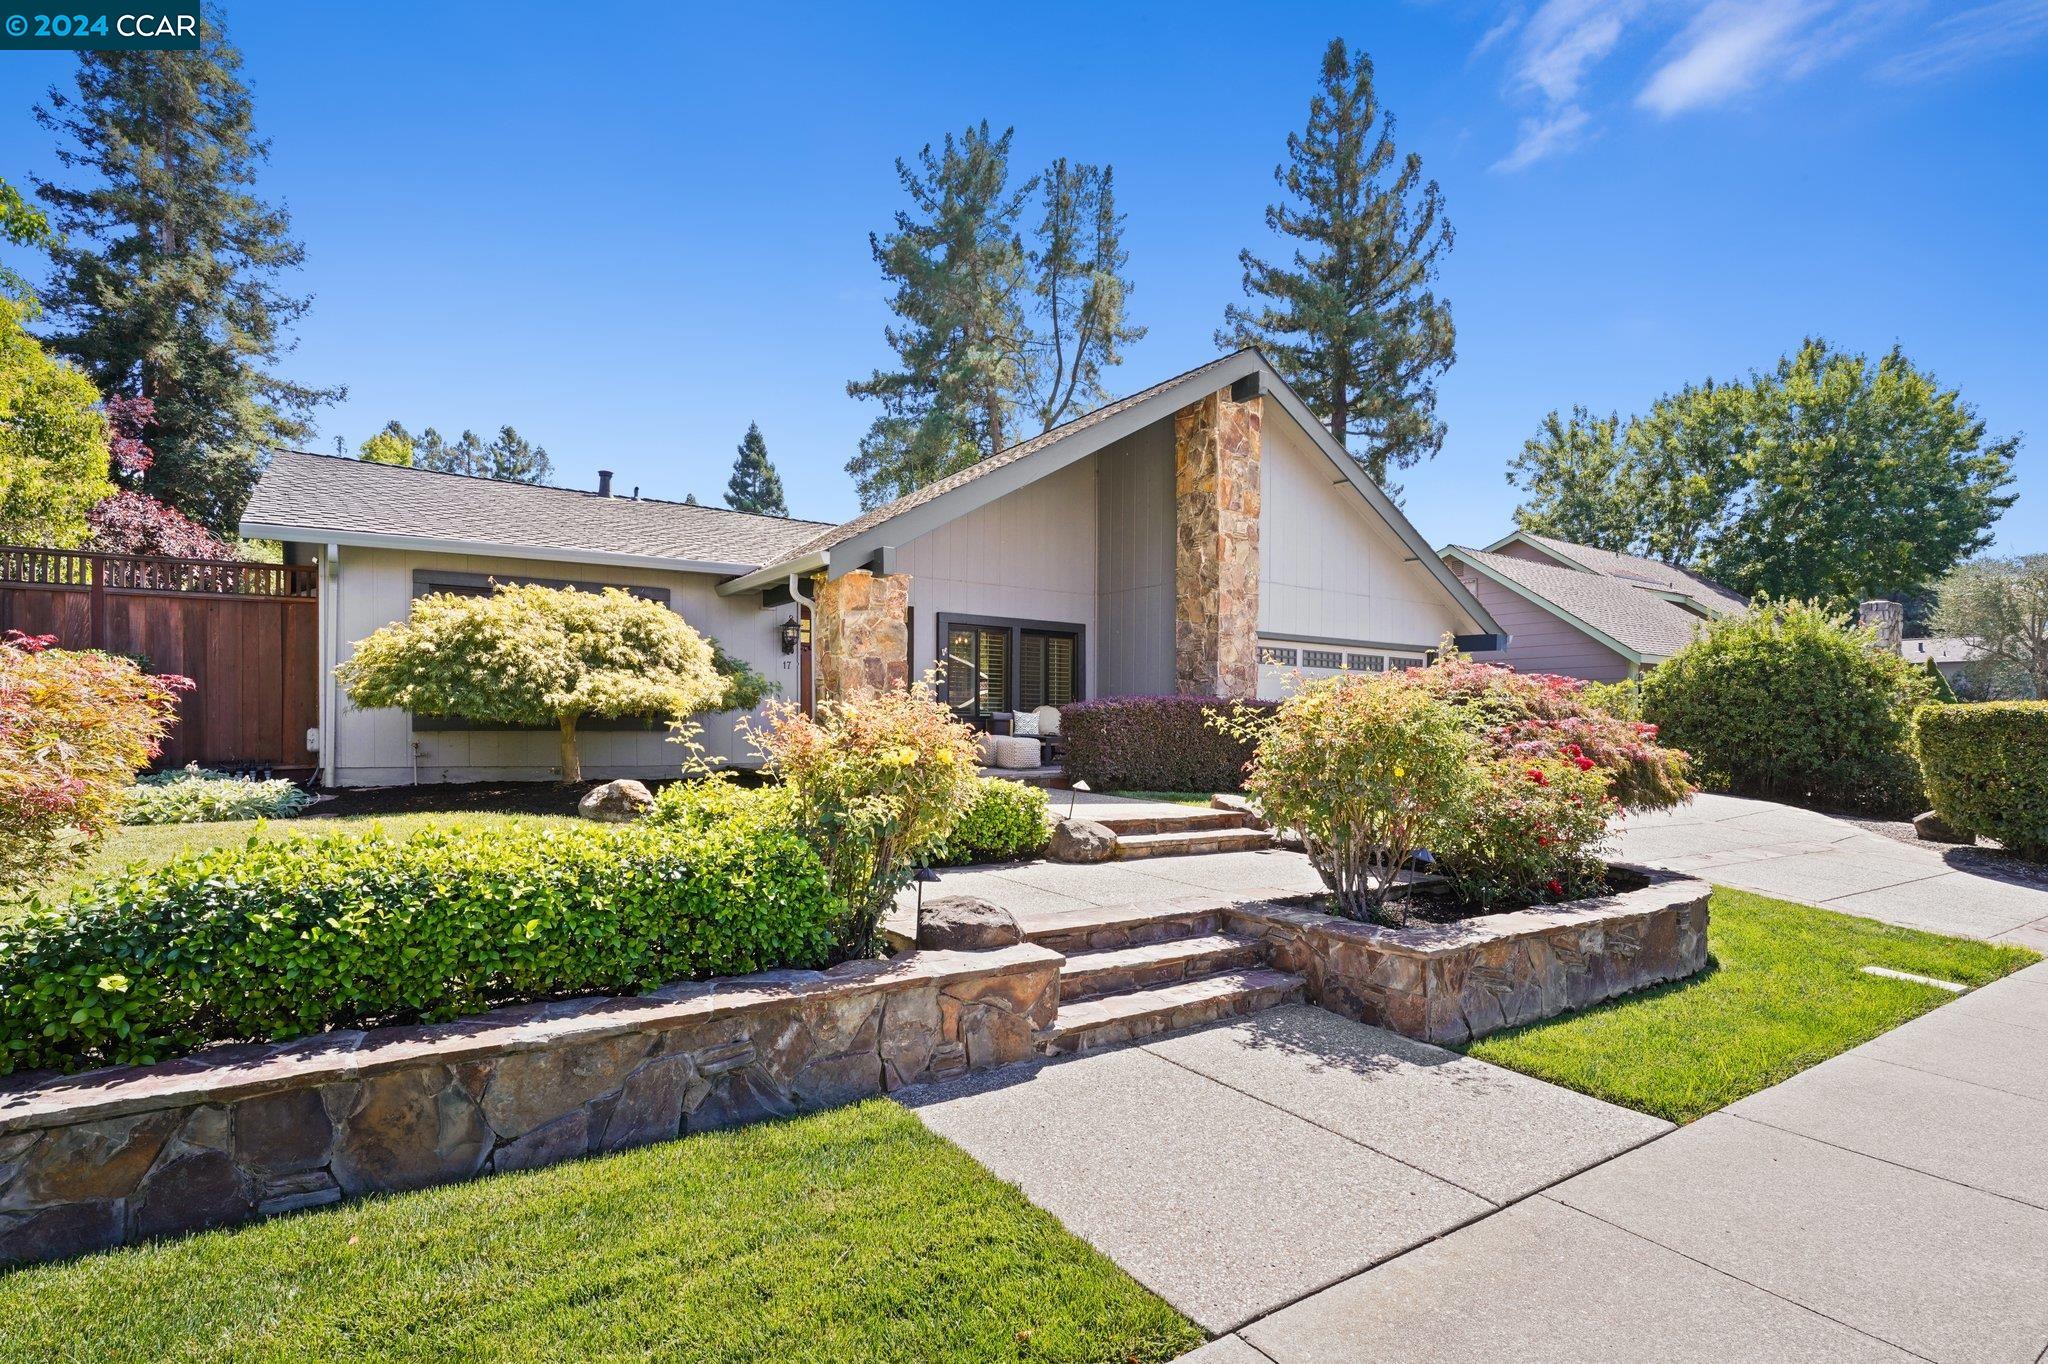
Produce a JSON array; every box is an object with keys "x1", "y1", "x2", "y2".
[
  {"x1": 1174, "y1": 390, "x2": 1262, "y2": 698},
  {"x1": 0, "y1": 944, "x2": 1059, "y2": 1267},
  {"x1": 1224, "y1": 868, "x2": 1709, "y2": 1046},
  {"x1": 813, "y1": 569, "x2": 913, "y2": 703}
]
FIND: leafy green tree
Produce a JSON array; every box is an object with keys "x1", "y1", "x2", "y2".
[
  {"x1": 847, "y1": 123, "x2": 1142, "y2": 507},
  {"x1": 337, "y1": 585, "x2": 733, "y2": 784},
  {"x1": 357, "y1": 430, "x2": 411, "y2": 467},
  {"x1": 0, "y1": 177, "x2": 56, "y2": 308},
  {"x1": 1511, "y1": 340, "x2": 2017, "y2": 607},
  {"x1": 0, "y1": 298, "x2": 113, "y2": 547},
  {"x1": 32, "y1": 22, "x2": 341, "y2": 533},
  {"x1": 724, "y1": 421, "x2": 788, "y2": 516},
  {"x1": 1219, "y1": 38, "x2": 1455, "y2": 491},
  {"x1": 1931, "y1": 555, "x2": 2048, "y2": 698},
  {"x1": 374, "y1": 421, "x2": 554, "y2": 483}
]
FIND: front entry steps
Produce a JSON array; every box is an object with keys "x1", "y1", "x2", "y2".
[
  {"x1": 1087, "y1": 808, "x2": 1277, "y2": 860},
  {"x1": 1027, "y1": 899, "x2": 1304, "y2": 1057}
]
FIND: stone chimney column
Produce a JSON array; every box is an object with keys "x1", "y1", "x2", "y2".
[
  {"x1": 1174, "y1": 388, "x2": 1262, "y2": 697},
  {"x1": 813, "y1": 570, "x2": 913, "y2": 703},
  {"x1": 1858, "y1": 600, "x2": 1904, "y2": 654}
]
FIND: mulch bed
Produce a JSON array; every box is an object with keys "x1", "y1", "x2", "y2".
[{"x1": 303, "y1": 775, "x2": 779, "y2": 819}]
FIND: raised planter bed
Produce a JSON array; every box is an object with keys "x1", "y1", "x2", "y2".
[
  {"x1": 0, "y1": 944, "x2": 1060, "y2": 1267},
  {"x1": 1222, "y1": 865, "x2": 1710, "y2": 1046}
]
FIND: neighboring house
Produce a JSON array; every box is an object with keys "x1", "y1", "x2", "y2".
[
  {"x1": 1899, "y1": 635, "x2": 2033, "y2": 697},
  {"x1": 1438, "y1": 530, "x2": 1747, "y2": 681},
  {"x1": 244, "y1": 351, "x2": 1503, "y2": 786}
]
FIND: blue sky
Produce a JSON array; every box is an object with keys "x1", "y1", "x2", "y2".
[{"x1": 2, "y1": 0, "x2": 2044, "y2": 552}]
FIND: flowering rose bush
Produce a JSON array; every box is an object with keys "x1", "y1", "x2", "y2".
[
  {"x1": 0, "y1": 631, "x2": 188, "y2": 889},
  {"x1": 1434, "y1": 754, "x2": 1615, "y2": 909},
  {"x1": 744, "y1": 682, "x2": 981, "y2": 957}
]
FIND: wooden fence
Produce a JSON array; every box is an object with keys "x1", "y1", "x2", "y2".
[{"x1": 0, "y1": 546, "x2": 320, "y2": 776}]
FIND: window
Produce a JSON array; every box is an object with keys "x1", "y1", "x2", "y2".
[
  {"x1": 1303, "y1": 649, "x2": 1343, "y2": 669},
  {"x1": 945, "y1": 624, "x2": 1010, "y2": 718},
  {"x1": 1258, "y1": 645, "x2": 1297, "y2": 666},
  {"x1": 1348, "y1": 653, "x2": 1386, "y2": 672},
  {"x1": 1389, "y1": 655, "x2": 1424, "y2": 670},
  {"x1": 1019, "y1": 631, "x2": 1078, "y2": 711},
  {"x1": 941, "y1": 617, "x2": 1081, "y2": 720}
]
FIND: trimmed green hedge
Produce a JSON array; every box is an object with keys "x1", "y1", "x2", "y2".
[
  {"x1": 0, "y1": 821, "x2": 840, "y2": 1076},
  {"x1": 1061, "y1": 695, "x2": 1275, "y2": 793},
  {"x1": 1914, "y1": 702, "x2": 2048, "y2": 858},
  {"x1": 931, "y1": 779, "x2": 1050, "y2": 866}
]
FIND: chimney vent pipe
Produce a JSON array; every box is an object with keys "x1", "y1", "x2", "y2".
[{"x1": 596, "y1": 470, "x2": 614, "y2": 498}]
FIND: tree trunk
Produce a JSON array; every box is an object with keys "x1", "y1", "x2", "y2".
[{"x1": 558, "y1": 715, "x2": 582, "y2": 785}]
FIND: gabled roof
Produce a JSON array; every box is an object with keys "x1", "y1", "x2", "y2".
[
  {"x1": 1442, "y1": 545, "x2": 1711, "y2": 663},
  {"x1": 1484, "y1": 530, "x2": 1748, "y2": 615},
  {"x1": 1902, "y1": 636, "x2": 1984, "y2": 666},
  {"x1": 242, "y1": 450, "x2": 834, "y2": 575},
  {"x1": 718, "y1": 349, "x2": 1501, "y2": 637}
]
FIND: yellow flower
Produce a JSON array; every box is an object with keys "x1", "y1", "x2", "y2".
[
  {"x1": 1393, "y1": 764, "x2": 1407, "y2": 779},
  {"x1": 97, "y1": 973, "x2": 130, "y2": 994}
]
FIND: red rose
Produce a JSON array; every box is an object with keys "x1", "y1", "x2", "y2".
[{"x1": 1546, "y1": 879, "x2": 1564, "y2": 896}]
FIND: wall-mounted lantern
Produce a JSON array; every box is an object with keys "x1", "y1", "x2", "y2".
[{"x1": 779, "y1": 615, "x2": 801, "y2": 655}]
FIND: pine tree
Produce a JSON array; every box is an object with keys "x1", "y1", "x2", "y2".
[
  {"x1": 32, "y1": 20, "x2": 341, "y2": 532},
  {"x1": 1027, "y1": 160, "x2": 1145, "y2": 432},
  {"x1": 374, "y1": 421, "x2": 553, "y2": 483},
  {"x1": 1220, "y1": 39, "x2": 1454, "y2": 491},
  {"x1": 724, "y1": 422, "x2": 788, "y2": 516}
]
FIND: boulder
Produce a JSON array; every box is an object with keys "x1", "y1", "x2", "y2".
[
  {"x1": 578, "y1": 779, "x2": 655, "y2": 823},
  {"x1": 917, "y1": 896, "x2": 1023, "y2": 951},
  {"x1": 1048, "y1": 817, "x2": 1117, "y2": 864},
  {"x1": 1913, "y1": 809, "x2": 1971, "y2": 844}
]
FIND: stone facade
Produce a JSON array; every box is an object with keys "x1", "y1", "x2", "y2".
[
  {"x1": 1224, "y1": 868, "x2": 1709, "y2": 1046},
  {"x1": 1174, "y1": 389, "x2": 1262, "y2": 698},
  {"x1": 813, "y1": 569, "x2": 912, "y2": 704},
  {"x1": 0, "y1": 944, "x2": 1059, "y2": 1267}
]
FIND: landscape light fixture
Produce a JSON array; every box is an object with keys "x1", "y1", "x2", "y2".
[
  {"x1": 913, "y1": 865, "x2": 940, "y2": 917},
  {"x1": 1067, "y1": 779, "x2": 1090, "y2": 819}
]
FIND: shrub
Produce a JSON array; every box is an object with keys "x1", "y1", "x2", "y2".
[
  {"x1": 647, "y1": 773, "x2": 789, "y2": 836},
  {"x1": 0, "y1": 632, "x2": 187, "y2": 890},
  {"x1": 1434, "y1": 755, "x2": 1615, "y2": 909},
  {"x1": 1062, "y1": 695, "x2": 1277, "y2": 793},
  {"x1": 1220, "y1": 675, "x2": 1478, "y2": 923},
  {"x1": 1404, "y1": 654, "x2": 1691, "y2": 810},
  {"x1": 931, "y1": 779, "x2": 1051, "y2": 866},
  {"x1": 1640, "y1": 600, "x2": 1934, "y2": 816},
  {"x1": 122, "y1": 765, "x2": 313, "y2": 824},
  {"x1": 745, "y1": 685, "x2": 980, "y2": 957},
  {"x1": 0, "y1": 820, "x2": 839, "y2": 1076},
  {"x1": 1913, "y1": 702, "x2": 2048, "y2": 858}
]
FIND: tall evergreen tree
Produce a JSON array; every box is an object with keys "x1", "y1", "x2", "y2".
[
  {"x1": 1219, "y1": 39, "x2": 1455, "y2": 491},
  {"x1": 724, "y1": 422, "x2": 788, "y2": 516},
  {"x1": 374, "y1": 421, "x2": 553, "y2": 483},
  {"x1": 32, "y1": 18, "x2": 340, "y2": 532},
  {"x1": 847, "y1": 124, "x2": 1143, "y2": 508}
]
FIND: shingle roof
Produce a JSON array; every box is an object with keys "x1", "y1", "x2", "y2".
[
  {"x1": 1902, "y1": 636, "x2": 1983, "y2": 666},
  {"x1": 1449, "y1": 547, "x2": 1712, "y2": 660},
  {"x1": 243, "y1": 450, "x2": 834, "y2": 571},
  {"x1": 1513, "y1": 532, "x2": 1749, "y2": 614},
  {"x1": 787, "y1": 351, "x2": 1248, "y2": 559}
]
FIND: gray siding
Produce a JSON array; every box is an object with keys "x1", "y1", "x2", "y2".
[
  {"x1": 1094, "y1": 422, "x2": 1176, "y2": 695},
  {"x1": 1450, "y1": 564, "x2": 1638, "y2": 681}
]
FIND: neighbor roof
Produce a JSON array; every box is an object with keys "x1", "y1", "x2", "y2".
[
  {"x1": 242, "y1": 450, "x2": 834, "y2": 574},
  {"x1": 1442, "y1": 546, "x2": 1712, "y2": 662},
  {"x1": 1485, "y1": 530, "x2": 1748, "y2": 615},
  {"x1": 1902, "y1": 636, "x2": 1983, "y2": 666}
]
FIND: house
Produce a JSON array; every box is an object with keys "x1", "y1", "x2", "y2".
[
  {"x1": 243, "y1": 351, "x2": 1505, "y2": 786},
  {"x1": 1438, "y1": 531, "x2": 1746, "y2": 681}
]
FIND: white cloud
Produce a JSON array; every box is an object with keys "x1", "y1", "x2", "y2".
[
  {"x1": 1876, "y1": 0, "x2": 2048, "y2": 80},
  {"x1": 1637, "y1": 1, "x2": 1822, "y2": 114},
  {"x1": 1512, "y1": 0, "x2": 1647, "y2": 102},
  {"x1": 1493, "y1": 105, "x2": 1594, "y2": 169}
]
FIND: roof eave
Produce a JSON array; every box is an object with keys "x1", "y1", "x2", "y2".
[
  {"x1": 716, "y1": 551, "x2": 830, "y2": 597},
  {"x1": 239, "y1": 523, "x2": 765, "y2": 579},
  {"x1": 1440, "y1": 546, "x2": 1657, "y2": 665}
]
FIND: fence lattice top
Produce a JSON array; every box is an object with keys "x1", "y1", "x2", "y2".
[{"x1": 0, "y1": 546, "x2": 317, "y2": 598}]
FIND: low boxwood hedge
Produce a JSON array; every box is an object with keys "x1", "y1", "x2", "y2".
[
  {"x1": 0, "y1": 820, "x2": 840, "y2": 1077},
  {"x1": 931, "y1": 778, "x2": 1050, "y2": 866},
  {"x1": 1061, "y1": 695, "x2": 1276, "y2": 793},
  {"x1": 1913, "y1": 701, "x2": 2048, "y2": 858}
]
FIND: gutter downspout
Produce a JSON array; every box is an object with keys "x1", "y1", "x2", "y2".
[
  {"x1": 321, "y1": 543, "x2": 340, "y2": 788},
  {"x1": 788, "y1": 572, "x2": 815, "y2": 716}
]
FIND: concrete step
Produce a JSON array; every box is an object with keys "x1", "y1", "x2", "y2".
[
  {"x1": 1023, "y1": 900, "x2": 1225, "y2": 956},
  {"x1": 1038, "y1": 968, "x2": 1306, "y2": 1057},
  {"x1": 1112, "y1": 827, "x2": 1278, "y2": 859},
  {"x1": 1093, "y1": 810, "x2": 1259, "y2": 837},
  {"x1": 1058, "y1": 933, "x2": 1266, "y2": 1002}
]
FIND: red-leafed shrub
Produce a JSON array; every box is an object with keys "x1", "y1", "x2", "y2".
[
  {"x1": 0, "y1": 632, "x2": 189, "y2": 890},
  {"x1": 1061, "y1": 694, "x2": 1279, "y2": 793},
  {"x1": 85, "y1": 490, "x2": 235, "y2": 559}
]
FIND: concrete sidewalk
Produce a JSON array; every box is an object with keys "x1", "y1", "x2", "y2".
[
  {"x1": 1616, "y1": 793, "x2": 2048, "y2": 949},
  {"x1": 900, "y1": 1005, "x2": 1669, "y2": 1334},
  {"x1": 1216, "y1": 961, "x2": 2048, "y2": 1364}
]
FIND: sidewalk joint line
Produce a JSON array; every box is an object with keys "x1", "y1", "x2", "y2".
[
  {"x1": 1724, "y1": 1110, "x2": 2048, "y2": 1213},
  {"x1": 1857, "y1": 1049, "x2": 2048, "y2": 1108}
]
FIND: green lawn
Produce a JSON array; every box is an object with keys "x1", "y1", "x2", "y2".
[
  {"x1": 28, "y1": 810, "x2": 579, "y2": 909},
  {"x1": 0, "y1": 1100, "x2": 1201, "y2": 1364},
  {"x1": 1464, "y1": 887, "x2": 2040, "y2": 1123},
  {"x1": 1106, "y1": 790, "x2": 1216, "y2": 807}
]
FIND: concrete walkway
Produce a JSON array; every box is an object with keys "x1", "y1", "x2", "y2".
[
  {"x1": 1616, "y1": 793, "x2": 2048, "y2": 949},
  {"x1": 901, "y1": 1004, "x2": 1670, "y2": 1334},
  {"x1": 1220, "y1": 960, "x2": 2048, "y2": 1363}
]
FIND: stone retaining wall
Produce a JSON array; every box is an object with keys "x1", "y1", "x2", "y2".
[
  {"x1": 1224, "y1": 867, "x2": 1709, "y2": 1046},
  {"x1": 0, "y1": 944, "x2": 1060, "y2": 1267}
]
